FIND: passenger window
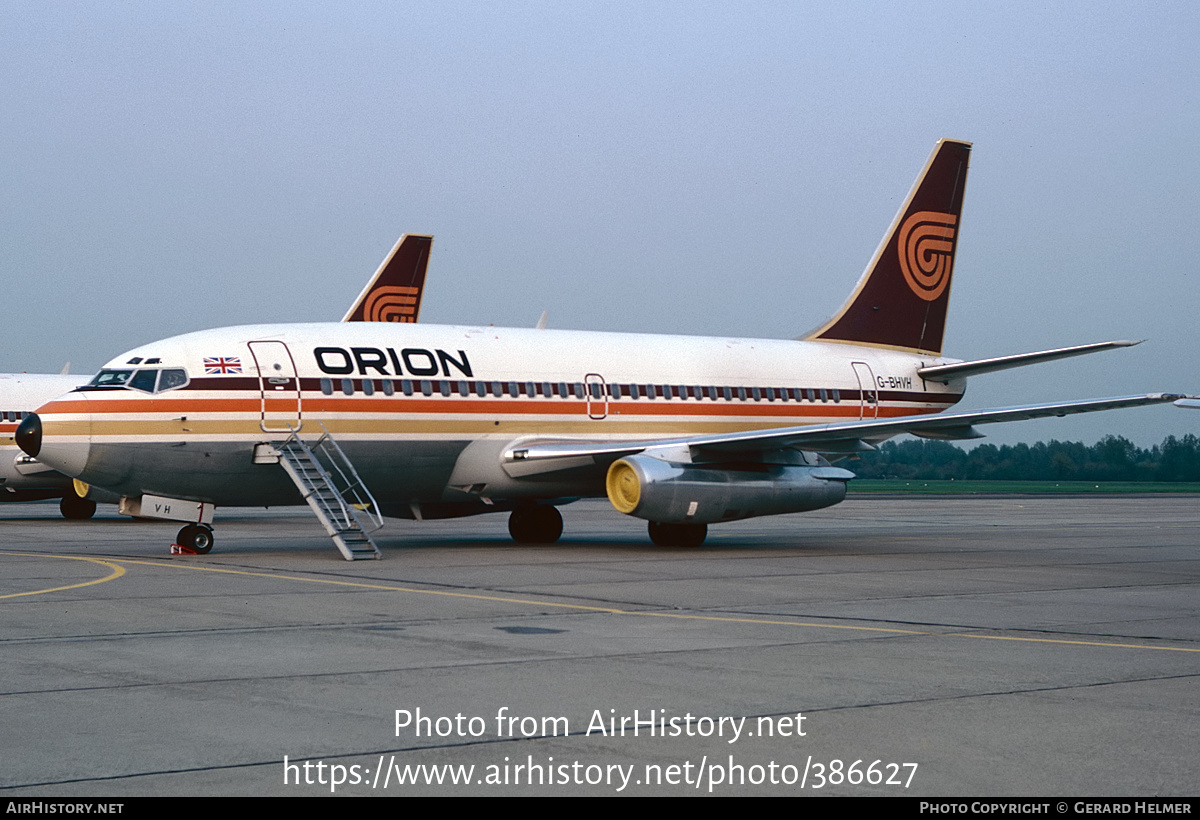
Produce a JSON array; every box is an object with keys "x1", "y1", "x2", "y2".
[
  {"x1": 362, "y1": 379, "x2": 375, "y2": 396},
  {"x1": 341, "y1": 379, "x2": 354, "y2": 396},
  {"x1": 321, "y1": 378, "x2": 334, "y2": 396},
  {"x1": 382, "y1": 379, "x2": 395, "y2": 396}
]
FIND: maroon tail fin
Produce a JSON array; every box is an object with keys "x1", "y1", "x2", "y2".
[
  {"x1": 804, "y1": 139, "x2": 970, "y2": 354},
  {"x1": 342, "y1": 234, "x2": 433, "y2": 322}
]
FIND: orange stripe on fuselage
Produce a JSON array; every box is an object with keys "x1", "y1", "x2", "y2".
[{"x1": 39, "y1": 394, "x2": 950, "y2": 422}]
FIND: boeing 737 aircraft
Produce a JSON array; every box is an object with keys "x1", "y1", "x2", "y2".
[
  {"x1": 2, "y1": 233, "x2": 433, "y2": 519},
  {"x1": 16, "y1": 141, "x2": 1184, "y2": 557}
]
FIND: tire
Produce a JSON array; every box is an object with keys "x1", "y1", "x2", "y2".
[
  {"x1": 648, "y1": 521, "x2": 707, "y2": 547},
  {"x1": 508, "y1": 505, "x2": 563, "y2": 544},
  {"x1": 176, "y1": 524, "x2": 214, "y2": 554},
  {"x1": 674, "y1": 523, "x2": 707, "y2": 548},
  {"x1": 648, "y1": 521, "x2": 675, "y2": 546},
  {"x1": 59, "y1": 494, "x2": 97, "y2": 521}
]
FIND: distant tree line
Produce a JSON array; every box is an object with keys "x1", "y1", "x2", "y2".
[{"x1": 849, "y1": 434, "x2": 1200, "y2": 482}]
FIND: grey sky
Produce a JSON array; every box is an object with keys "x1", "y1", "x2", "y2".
[{"x1": 4, "y1": 1, "x2": 1197, "y2": 447}]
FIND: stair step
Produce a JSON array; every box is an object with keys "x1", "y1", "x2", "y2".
[{"x1": 276, "y1": 432, "x2": 383, "y2": 562}]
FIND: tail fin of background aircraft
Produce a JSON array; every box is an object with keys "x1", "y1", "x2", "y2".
[
  {"x1": 342, "y1": 234, "x2": 433, "y2": 322},
  {"x1": 804, "y1": 139, "x2": 971, "y2": 355}
]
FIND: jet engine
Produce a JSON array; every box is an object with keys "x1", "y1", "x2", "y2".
[{"x1": 605, "y1": 453, "x2": 854, "y2": 525}]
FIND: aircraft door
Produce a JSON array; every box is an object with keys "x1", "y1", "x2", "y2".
[
  {"x1": 585, "y1": 373, "x2": 608, "y2": 420},
  {"x1": 852, "y1": 361, "x2": 879, "y2": 420},
  {"x1": 248, "y1": 341, "x2": 302, "y2": 433}
]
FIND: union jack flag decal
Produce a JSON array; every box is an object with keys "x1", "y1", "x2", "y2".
[{"x1": 204, "y1": 356, "x2": 242, "y2": 374}]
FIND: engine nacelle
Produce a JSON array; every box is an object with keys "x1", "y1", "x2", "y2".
[
  {"x1": 605, "y1": 454, "x2": 854, "y2": 525},
  {"x1": 72, "y1": 479, "x2": 121, "y2": 505}
]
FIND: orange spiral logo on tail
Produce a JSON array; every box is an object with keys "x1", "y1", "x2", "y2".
[
  {"x1": 363, "y1": 286, "x2": 420, "y2": 322},
  {"x1": 898, "y1": 211, "x2": 957, "y2": 302}
]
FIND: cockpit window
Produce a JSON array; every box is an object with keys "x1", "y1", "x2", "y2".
[
  {"x1": 84, "y1": 367, "x2": 189, "y2": 393},
  {"x1": 158, "y1": 369, "x2": 189, "y2": 391},
  {"x1": 130, "y1": 370, "x2": 158, "y2": 392},
  {"x1": 88, "y1": 370, "x2": 134, "y2": 388}
]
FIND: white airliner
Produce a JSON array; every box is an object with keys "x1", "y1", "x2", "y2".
[
  {"x1": 16, "y1": 140, "x2": 1184, "y2": 556},
  {"x1": 1, "y1": 233, "x2": 433, "y2": 519}
]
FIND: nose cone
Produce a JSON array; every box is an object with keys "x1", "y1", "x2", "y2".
[
  {"x1": 22, "y1": 396, "x2": 93, "y2": 479},
  {"x1": 15, "y1": 413, "x2": 42, "y2": 457}
]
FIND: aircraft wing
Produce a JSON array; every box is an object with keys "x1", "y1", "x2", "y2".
[{"x1": 503, "y1": 393, "x2": 1186, "y2": 476}]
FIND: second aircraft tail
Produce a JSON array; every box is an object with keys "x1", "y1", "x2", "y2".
[{"x1": 342, "y1": 234, "x2": 433, "y2": 323}]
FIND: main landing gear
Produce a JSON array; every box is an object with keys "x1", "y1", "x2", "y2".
[
  {"x1": 508, "y1": 505, "x2": 563, "y2": 544},
  {"x1": 648, "y1": 521, "x2": 708, "y2": 548},
  {"x1": 175, "y1": 523, "x2": 214, "y2": 555},
  {"x1": 59, "y1": 494, "x2": 97, "y2": 521}
]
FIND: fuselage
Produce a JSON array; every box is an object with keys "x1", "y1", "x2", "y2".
[{"x1": 28, "y1": 322, "x2": 965, "y2": 516}]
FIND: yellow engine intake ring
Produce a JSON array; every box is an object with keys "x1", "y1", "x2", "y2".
[{"x1": 606, "y1": 459, "x2": 642, "y2": 514}]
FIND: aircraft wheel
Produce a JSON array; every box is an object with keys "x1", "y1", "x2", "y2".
[
  {"x1": 59, "y1": 494, "x2": 97, "y2": 521},
  {"x1": 648, "y1": 522, "x2": 707, "y2": 547},
  {"x1": 508, "y1": 505, "x2": 563, "y2": 544},
  {"x1": 177, "y1": 524, "x2": 214, "y2": 554},
  {"x1": 648, "y1": 521, "x2": 674, "y2": 546},
  {"x1": 674, "y1": 523, "x2": 707, "y2": 548}
]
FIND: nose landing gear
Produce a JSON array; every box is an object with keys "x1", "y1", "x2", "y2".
[{"x1": 174, "y1": 524, "x2": 215, "y2": 555}]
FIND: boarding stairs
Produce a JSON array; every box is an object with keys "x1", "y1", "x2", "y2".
[{"x1": 276, "y1": 425, "x2": 383, "y2": 560}]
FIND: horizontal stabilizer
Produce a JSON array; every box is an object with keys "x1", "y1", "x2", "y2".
[{"x1": 918, "y1": 340, "x2": 1142, "y2": 382}]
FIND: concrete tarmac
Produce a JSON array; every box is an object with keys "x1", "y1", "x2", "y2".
[{"x1": 1, "y1": 495, "x2": 1197, "y2": 796}]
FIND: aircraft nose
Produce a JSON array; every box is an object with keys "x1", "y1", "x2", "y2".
[
  {"x1": 20, "y1": 396, "x2": 93, "y2": 478},
  {"x1": 15, "y1": 413, "x2": 42, "y2": 457}
]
